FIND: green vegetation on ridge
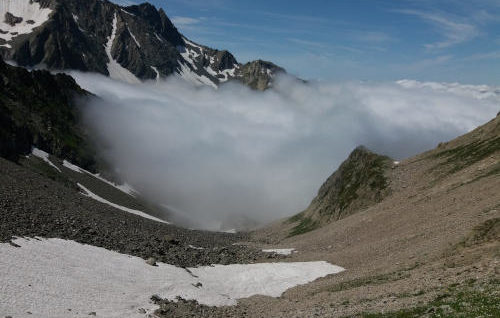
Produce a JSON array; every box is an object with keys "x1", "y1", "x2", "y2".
[
  {"x1": 288, "y1": 215, "x2": 319, "y2": 237},
  {"x1": 287, "y1": 146, "x2": 392, "y2": 237},
  {"x1": 433, "y1": 136, "x2": 500, "y2": 174},
  {"x1": 358, "y1": 279, "x2": 500, "y2": 318}
]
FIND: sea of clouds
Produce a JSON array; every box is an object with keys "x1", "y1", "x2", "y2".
[{"x1": 71, "y1": 72, "x2": 499, "y2": 230}]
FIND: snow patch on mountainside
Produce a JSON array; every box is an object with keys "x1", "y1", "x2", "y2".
[
  {"x1": 62, "y1": 159, "x2": 137, "y2": 196},
  {"x1": 262, "y1": 248, "x2": 296, "y2": 255},
  {"x1": 0, "y1": 238, "x2": 344, "y2": 317},
  {"x1": 121, "y1": 8, "x2": 135, "y2": 16},
  {"x1": 154, "y1": 32, "x2": 163, "y2": 43},
  {"x1": 61, "y1": 159, "x2": 84, "y2": 172},
  {"x1": 178, "y1": 45, "x2": 199, "y2": 70},
  {"x1": 77, "y1": 183, "x2": 168, "y2": 224},
  {"x1": 206, "y1": 66, "x2": 218, "y2": 77},
  {"x1": 150, "y1": 66, "x2": 160, "y2": 80},
  {"x1": 183, "y1": 37, "x2": 202, "y2": 50},
  {"x1": 0, "y1": 0, "x2": 53, "y2": 44},
  {"x1": 177, "y1": 37, "x2": 239, "y2": 87},
  {"x1": 105, "y1": 13, "x2": 140, "y2": 84},
  {"x1": 220, "y1": 66, "x2": 238, "y2": 82},
  {"x1": 31, "y1": 148, "x2": 61, "y2": 172},
  {"x1": 127, "y1": 26, "x2": 140, "y2": 48},
  {"x1": 177, "y1": 61, "x2": 217, "y2": 88}
]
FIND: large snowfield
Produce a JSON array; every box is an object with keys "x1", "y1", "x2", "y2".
[
  {"x1": 0, "y1": 238, "x2": 344, "y2": 318},
  {"x1": 0, "y1": 0, "x2": 52, "y2": 46}
]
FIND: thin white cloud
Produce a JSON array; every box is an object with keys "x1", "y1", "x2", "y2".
[
  {"x1": 403, "y1": 55, "x2": 454, "y2": 71},
  {"x1": 109, "y1": 0, "x2": 138, "y2": 6},
  {"x1": 287, "y1": 38, "x2": 328, "y2": 49},
  {"x1": 258, "y1": 11, "x2": 332, "y2": 25},
  {"x1": 395, "y1": 9, "x2": 478, "y2": 49},
  {"x1": 461, "y1": 50, "x2": 500, "y2": 61},
  {"x1": 356, "y1": 31, "x2": 394, "y2": 43},
  {"x1": 333, "y1": 45, "x2": 364, "y2": 54},
  {"x1": 472, "y1": 9, "x2": 500, "y2": 24},
  {"x1": 167, "y1": 0, "x2": 228, "y2": 10},
  {"x1": 288, "y1": 38, "x2": 368, "y2": 54},
  {"x1": 171, "y1": 16, "x2": 201, "y2": 27}
]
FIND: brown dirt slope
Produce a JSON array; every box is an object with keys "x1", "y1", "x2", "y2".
[{"x1": 208, "y1": 114, "x2": 500, "y2": 317}]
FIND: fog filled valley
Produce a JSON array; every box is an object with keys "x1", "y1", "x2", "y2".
[{"x1": 72, "y1": 72, "x2": 499, "y2": 230}]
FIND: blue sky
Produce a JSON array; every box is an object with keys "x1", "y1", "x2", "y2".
[{"x1": 115, "y1": 0, "x2": 500, "y2": 84}]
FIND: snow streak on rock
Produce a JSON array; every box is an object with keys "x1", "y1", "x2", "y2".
[
  {"x1": 176, "y1": 37, "x2": 238, "y2": 87},
  {"x1": 77, "y1": 183, "x2": 167, "y2": 224},
  {"x1": 150, "y1": 66, "x2": 160, "y2": 80},
  {"x1": 31, "y1": 147, "x2": 61, "y2": 172},
  {"x1": 105, "y1": 12, "x2": 140, "y2": 84},
  {"x1": 63, "y1": 159, "x2": 136, "y2": 197},
  {"x1": 177, "y1": 60, "x2": 217, "y2": 88},
  {"x1": 127, "y1": 26, "x2": 141, "y2": 48}
]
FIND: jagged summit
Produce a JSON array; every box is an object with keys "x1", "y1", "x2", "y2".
[
  {"x1": 0, "y1": 0, "x2": 285, "y2": 89},
  {"x1": 238, "y1": 60, "x2": 286, "y2": 90}
]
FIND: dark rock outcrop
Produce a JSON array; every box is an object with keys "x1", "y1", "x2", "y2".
[
  {"x1": 237, "y1": 60, "x2": 286, "y2": 90},
  {"x1": 0, "y1": 57, "x2": 95, "y2": 169},
  {"x1": 4, "y1": 12, "x2": 23, "y2": 26}
]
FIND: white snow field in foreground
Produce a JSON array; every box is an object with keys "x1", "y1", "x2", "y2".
[
  {"x1": 77, "y1": 183, "x2": 169, "y2": 224},
  {"x1": 0, "y1": 238, "x2": 345, "y2": 318}
]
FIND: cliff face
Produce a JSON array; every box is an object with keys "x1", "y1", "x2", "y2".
[{"x1": 0, "y1": 58, "x2": 95, "y2": 169}]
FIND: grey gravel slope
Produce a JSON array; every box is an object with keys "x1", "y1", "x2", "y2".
[{"x1": 0, "y1": 156, "x2": 270, "y2": 267}]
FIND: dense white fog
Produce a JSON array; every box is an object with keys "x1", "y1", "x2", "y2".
[{"x1": 72, "y1": 72, "x2": 499, "y2": 230}]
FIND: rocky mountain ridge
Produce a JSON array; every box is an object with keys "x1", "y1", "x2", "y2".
[
  {"x1": 0, "y1": 0, "x2": 285, "y2": 89},
  {"x1": 0, "y1": 57, "x2": 96, "y2": 169},
  {"x1": 287, "y1": 146, "x2": 393, "y2": 236}
]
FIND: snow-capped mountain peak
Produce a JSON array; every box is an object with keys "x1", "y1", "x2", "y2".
[{"x1": 0, "y1": 0, "x2": 285, "y2": 89}]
